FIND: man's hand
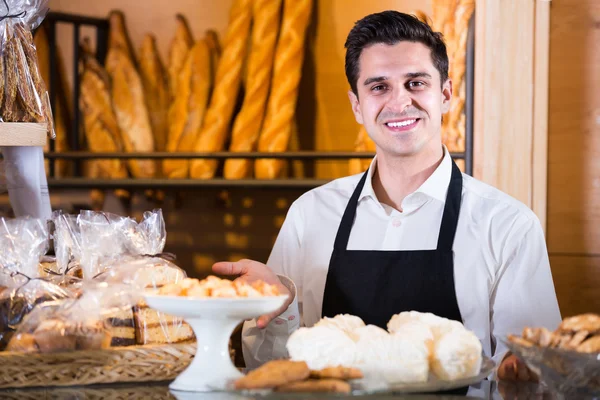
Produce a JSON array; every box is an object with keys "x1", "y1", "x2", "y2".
[
  {"x1": 212, "y1": 259, "x2": 293, "y2": 329},
  {"x1": 497, "y1": 353, "x2": 539, "y2": 382}
]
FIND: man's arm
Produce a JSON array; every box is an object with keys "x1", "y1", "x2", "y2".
[
  {"x1": 214, "y1": 201, "x2": 305, "y2": 369},
  {"x1": 490, "y1": 214, "x2": 562, "y2": 380}
]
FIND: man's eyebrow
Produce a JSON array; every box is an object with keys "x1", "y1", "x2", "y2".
[
  {"x1": 363, "y1": 72, "x2": 433, "y2": 86},
  {"x1": 405, "y1": 72, "x2": 432, "y2": 79},
  {"x1": 363, "y1": 76, "x2": 387, "y2": 86}
]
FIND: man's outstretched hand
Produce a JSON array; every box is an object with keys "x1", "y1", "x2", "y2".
[{"x1": 213, "y1": 259, "x2": 292, "y2": 328}]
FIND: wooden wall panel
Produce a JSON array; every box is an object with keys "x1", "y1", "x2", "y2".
[
  {"x1": 547, "y1": 0, "x2": 600, "y2": 255},
  {"x1": 549, "y1": 255, "x2": 600, "y2": 317},
  {"x1": 473, "y1": 0, "x2": 535, "y2": 207}
]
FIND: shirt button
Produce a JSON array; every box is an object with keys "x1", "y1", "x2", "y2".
[{"x1": 392, "y1": 217, "x2": 402, "y2": 227}]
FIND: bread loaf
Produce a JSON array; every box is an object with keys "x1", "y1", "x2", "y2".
[
  {"x1": 431, "y1": 0, "x2": 474, "y2": 152},
  {"x1": 224, "y1": 0, "x2": 283, "y2": 180},
  {"x1": 79, "y1": 51, "x2": 128, "y2": 182},
  {"x1": 106, "y1": 47, "x2": 156, "y2": 178},
  {"x1": 163, "y1": 40, "x2": 212, "y2": 178},
  {"x1": 189, "y1": 0, "x2": 253, "y2": 179},
  {"x1": 167, "y1": 15, "x2": 194, "y2": 100},
  {"x1": 204, "y1": 29, "x2": 221, "y2": 84},
  {"x1": 138, "y1": 34, "x2": 169, "y2": 153},
  {"x1": 254, "y1": 0, "x2": 313, "y2": 179},
  {"x1": 107, "y1": 11, "x2": 136, "y2": 63},
  {"x1": 35, "y1": 23, "x2": 71, "y2": 177}
]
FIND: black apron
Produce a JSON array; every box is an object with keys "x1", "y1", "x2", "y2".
[{"x1": 322, "y1": 159, "x2": 464, "y2": 327}]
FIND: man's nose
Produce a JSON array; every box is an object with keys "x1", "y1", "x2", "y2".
[{"x1": 387, "y1": 87, "x2": 411, "y2": 110}]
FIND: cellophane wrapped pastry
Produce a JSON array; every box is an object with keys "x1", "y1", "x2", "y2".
[
  {"x1": 0, "y1": 217, "x2": 73, "y2": 350},
  {"x1": 91, "y1": 209, "x2": 194, "y2": 345},
  {"x1": 5, "y1": 282, "x2": 138, "y2": 353},
  {"x1": 0, "y1": 0, "x2": 55, "y2": 136}
]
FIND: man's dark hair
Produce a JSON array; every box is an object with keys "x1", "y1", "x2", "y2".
[{"x1": 344, "y1": 10, "x2": 449, "y2": 96}]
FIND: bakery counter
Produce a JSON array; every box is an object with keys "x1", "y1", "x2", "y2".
[{"x1": 0, "y1": 380, "x2": 569, "y2": 399}]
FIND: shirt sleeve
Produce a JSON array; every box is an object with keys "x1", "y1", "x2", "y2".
[
  {"x1": 489, "y1": 214, "x2": 562, "y2": 370},
  {"x1": 241, "y1": 201, "x2": 305, "y2": 369}
]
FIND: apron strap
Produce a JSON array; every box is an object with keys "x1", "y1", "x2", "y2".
[
  {"x1": 333, "y1": 170, "x2": 369, "y2": 251},
  {"x1": 436, "y1": 160, "x2": 463, "y2": 251}
]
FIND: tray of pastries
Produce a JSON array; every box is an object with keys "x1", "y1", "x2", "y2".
[{"x1": 505, "y1": 313, "x2": 600, "y2": 396}]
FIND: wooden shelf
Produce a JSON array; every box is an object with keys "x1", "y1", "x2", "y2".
[{"x1": 0, "y1": 123, "x2": 47, "y2": 146}]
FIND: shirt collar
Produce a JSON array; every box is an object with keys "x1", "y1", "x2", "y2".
[{"x1": 358, "y1": 146, "x2": 453, "y2": 204}]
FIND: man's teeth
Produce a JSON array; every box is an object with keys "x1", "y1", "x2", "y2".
[{"x1": 387, "y1": 119, "x2": 416, "y2": 128}]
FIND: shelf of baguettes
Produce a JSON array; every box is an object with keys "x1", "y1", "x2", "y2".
[
  {"x1": 0, "y1": 123, "x2": 47, "y2": 147},
  {"x1": 42, "y1": 151, "x2": 468, "y2": 189},
  {"x1": 0, "y1": 342, "x2": 197, "y2": 389}
]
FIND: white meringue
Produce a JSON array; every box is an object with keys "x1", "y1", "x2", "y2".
[
  {"x1": 431, "y1": 328, "x2": 483, "y2": 381},
  {"x1": 314, "y1": 314, "x2": 365, "y2": 335},
  {"x1": 286, "y1": 326, "x2": 357, "y2": 370}
]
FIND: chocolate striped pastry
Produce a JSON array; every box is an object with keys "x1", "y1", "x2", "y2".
[{"x1": 104, "y1": 308, "x2": 136, "y2": 347}]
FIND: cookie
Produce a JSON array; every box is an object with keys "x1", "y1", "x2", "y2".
[
  {"x1": 275, "y1": 379, "x2": 351, "y2": 393},
  {"x1": 234, "y1": 360, "x2": 310, "y2": 390},
  {"x1": 310, "y1": 366, "x2": 363, "y2": 380},
  {"x1": 577, "y1": 335, "x2": 600, "y2": 353},
  {"x1": 558, "y1": 314, "x2": 600, "y2": 334}
]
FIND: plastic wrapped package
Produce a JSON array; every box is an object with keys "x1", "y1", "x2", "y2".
[
  {"x1": 0, "y1": 216, "x2": 75, "y2": 350},
  {"x1": 0, "y1": 216, "x2": 49, "y2": 286},
  {"x1": 0, "y1": 279, "x2": 72, "y2": 350},
  {"x1": 5, "y1": 282, "x2": 139, "y2": 353},
  {"x1": 77, "y1": 210, "x2": 134, "y2": 279},
  {"x1": 95, "y1": 210, "x2": 194, "y2": 345},
  {"x1": 51, "y1": 211, "x2": 84, "y2": 279},
  {"x1": 0, "y1": 0, "x2": 54, "y2": 134}
]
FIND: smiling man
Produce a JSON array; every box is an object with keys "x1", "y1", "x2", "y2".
[{"x1": 213, "y1": 11, "x2": 561, "y2": 381}]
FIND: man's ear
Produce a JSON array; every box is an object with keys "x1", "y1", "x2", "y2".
[
  {"x1": 348, "y1": 90, "x2": 364, "y2": 124},
  {"x1": 441, "y1": 78, "x2": 453, "y2": 114}
]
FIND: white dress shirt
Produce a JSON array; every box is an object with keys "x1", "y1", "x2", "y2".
[{"x1": 242, "y1": 147, "x2": 562, "y2": 372}]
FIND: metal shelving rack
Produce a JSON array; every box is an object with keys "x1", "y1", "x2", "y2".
[{"x1": 42, "y1": 11, "x2": 475, "y2": 191}]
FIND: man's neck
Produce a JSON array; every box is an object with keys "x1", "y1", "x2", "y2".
[{"x1": 372, "y1": 146, "x2": 444, "y2": 212}]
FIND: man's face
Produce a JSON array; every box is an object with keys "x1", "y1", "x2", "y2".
[{"x1": 348, "y1": 41, "x2": 452, "y2": 158}]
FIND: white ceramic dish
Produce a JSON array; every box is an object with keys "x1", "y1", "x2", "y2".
[{"x1": 144, "y1": 294, "x2": 289, "y2": 392}]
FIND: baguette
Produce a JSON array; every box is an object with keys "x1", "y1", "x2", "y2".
[
  {"x1": 254, "y1": 0, "x2": 313, "y2": 179},
  {"x1": 138, "y1": 34, "x2": 169, "y2": 153},
  {"x1": 224, "y1": 0, "x2": 283, "y2": 179},
  {"x1": 431, "y1": 0, "x2": 474, "y2": 152},
  {"x1": 189, "y1": 0, "x2": 253, "y2": 179},
  {"x1": 107, "y1": 10, "x2": 136, "y2": 63},
  {"x1": 204, "y1": 29, "x2": 221, "y2": 85},
  {"x1": 163, "y1": 40, "x2": 211, "y2": 178},
  {"x1": 34, "y1": 23, "x2": 71, "y2": 177},
  {"x1": 167, "y1": 15, "x2": 194, "y2": 100},
  {"x1": 106, "y1": 47, "x2": 156, "y2": 178}
]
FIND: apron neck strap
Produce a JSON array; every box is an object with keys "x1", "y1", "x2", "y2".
[
  {"x1": 333, "y1": 158, "x2": 464, "y2": 252},
  {"x1": 333, "y1": 170, "x2": 368, "y2": 250},
  {"x1": 436, "y1": 160, "x2": 463, "y2": 251}
]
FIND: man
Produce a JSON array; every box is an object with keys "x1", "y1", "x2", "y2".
[{"x1": 214, "y1": 11, "x2": 561, "y2": 381}]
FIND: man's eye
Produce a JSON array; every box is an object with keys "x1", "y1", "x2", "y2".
[
  {"x1": 371, "y1": 85, "x2": 386, "y2": 92},
  {"x1": 408, "y1": 81, "x2": 425, "y2": 88}
]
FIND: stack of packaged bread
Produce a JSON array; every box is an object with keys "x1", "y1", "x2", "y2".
[{"x1": 0, "y1": 209, "x2": 206, "y2": 355}]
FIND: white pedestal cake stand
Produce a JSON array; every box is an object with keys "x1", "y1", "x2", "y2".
[{"x1": 144, "y1": 294, "x2": 288, "y2": 392}]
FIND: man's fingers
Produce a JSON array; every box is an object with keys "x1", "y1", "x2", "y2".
[
  {"x1": 212, "y1": 261, "x2": 249, "y2": 276},
  {"x1": 256, "y1": 303, "x2": 290, "y2": 329}
]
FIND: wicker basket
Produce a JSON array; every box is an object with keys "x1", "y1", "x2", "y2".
[{"x1": 0, "y1": 342, "x2": 198, "y2": 389}]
